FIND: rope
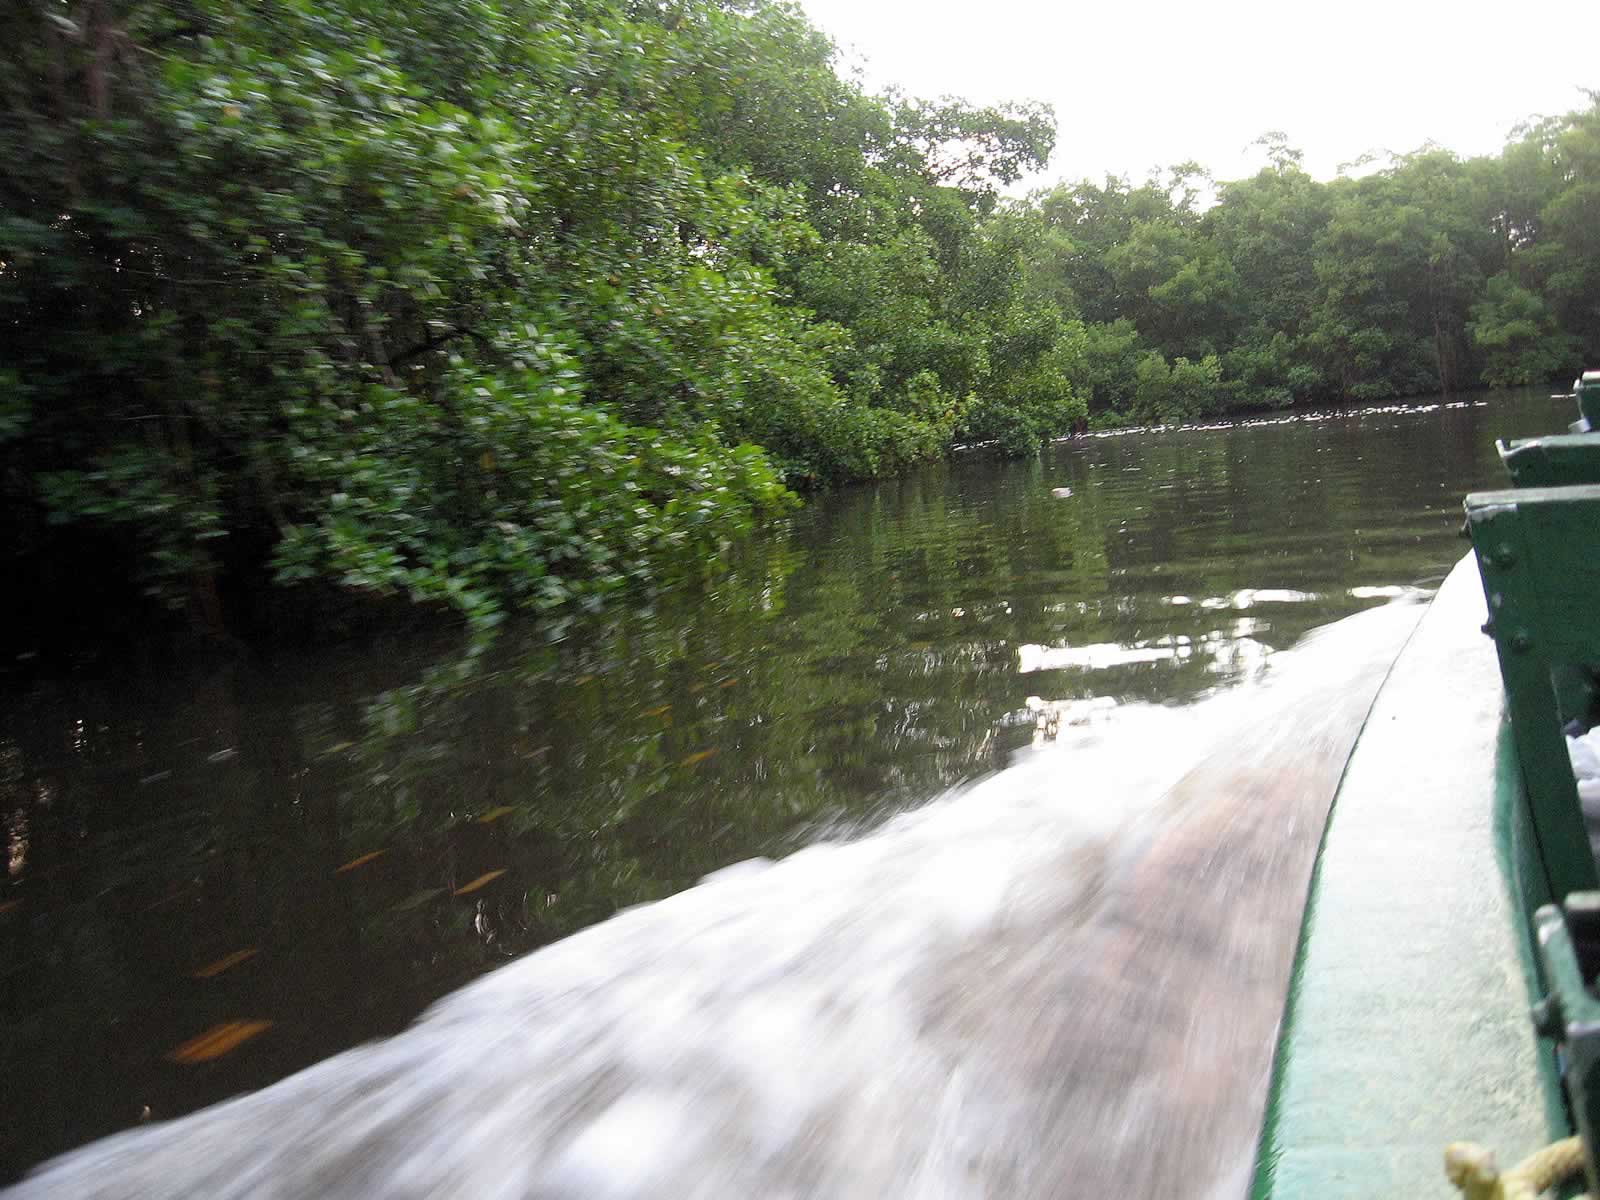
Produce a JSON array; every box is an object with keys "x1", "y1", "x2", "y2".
[{"x1": 1445, "y1": 1137, "x2": 1588, "y2": 1200}]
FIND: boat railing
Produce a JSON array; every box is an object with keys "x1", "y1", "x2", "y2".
[
  {"x1": 1465, "y1": 481, "x2": 1600, "y2": 900},
  {"x1": 1464, "y1": 371, "x2": 1600, "y2": 1194}
]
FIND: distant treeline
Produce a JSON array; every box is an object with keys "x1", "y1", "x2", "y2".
[
  {"x1": 2, "y1": 1, "x2": 1597, "y2": 638},
  {"x1": 1019, "y1": 120, "x2": 1600, "y2": 427}
]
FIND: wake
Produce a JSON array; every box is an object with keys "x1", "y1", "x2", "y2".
[{"x1": 7, "y1": 598, "x2": 1425, "y2": 1199}]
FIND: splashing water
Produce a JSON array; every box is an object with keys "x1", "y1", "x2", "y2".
[{"x1": 7, "y1": 598, "x2": 1426, "y2": 1200}]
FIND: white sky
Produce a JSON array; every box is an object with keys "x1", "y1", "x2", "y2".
[{"x1": 798, "y1": 0, "x2": 1600, "y2": 190}]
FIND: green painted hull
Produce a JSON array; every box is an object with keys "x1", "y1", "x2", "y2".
[
  {"x1": 1249, "y1": 555, "x2": 1565, "y2": 1197},
  {"x1": 1254, "y1": 377, "x2": 1600, "y2": 1196}
]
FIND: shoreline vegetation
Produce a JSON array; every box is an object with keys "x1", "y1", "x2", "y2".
[{"x1": 4, "y1": 0, "x2": 1598, "y2": 646}]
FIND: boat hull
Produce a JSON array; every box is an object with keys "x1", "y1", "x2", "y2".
[{"x1": 1250, "y1": 554, "x2": 1563, "y2": 1197}]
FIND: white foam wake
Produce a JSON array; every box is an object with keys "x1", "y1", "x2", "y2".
[{"x1": 8, "y1": 599, "x2": 1426, "y2": 1200}]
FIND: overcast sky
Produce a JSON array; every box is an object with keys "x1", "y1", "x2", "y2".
[{"x1": 798, "y1": 0, "x2": 1599, "y2": 190}]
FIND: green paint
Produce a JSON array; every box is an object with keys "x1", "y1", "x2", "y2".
[
  {"x1": 1466, "y1": 485, "x2": 1600, "y2": 902},
  {"x1": 1531, "y1": 899, "x2": 1600, "y2": 1194},
  {"x1": 1499, "y1": 434, "x2": 1600, "y2": 488},
  {"x1": 1494, "y1": 724, "x2": 1573, "y2": 1145},
  {"x1": 1249, "y1": 559, "x2": 1556, "y2": 1197},
  {"x1": 1578, "y1": 372, "x2": 1600, "y2": 432},
  {"x1": 1258, "y1": 421, "x2": 1600, "y2": 1197}
]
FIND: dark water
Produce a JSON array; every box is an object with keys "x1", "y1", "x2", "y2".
[{"x1": 0, "y1": 390, "x2": 1571, "y2": 1179}]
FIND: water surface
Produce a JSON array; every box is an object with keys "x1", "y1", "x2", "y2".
[{"x1": 0, "y1": 389, "x2": 1572, "y2": 1178}]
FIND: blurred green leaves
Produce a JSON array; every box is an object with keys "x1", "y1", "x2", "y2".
[
  {"x1": 0, "y1": 0, "x2": 1070, "y2": 637},
  {"x1": 19, "y1": 1, "x2": 1588, "y2": 641}
]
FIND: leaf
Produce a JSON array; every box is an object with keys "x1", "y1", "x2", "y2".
[
  {"x1": 476, "y1": 806, "x2": 515, "y2": 824},
  {"x1": 166, "y1": 1020, "x2": 273, "y2": 1064},
  {"x1": 453, "y1": 869, "x2": 507, "y2": 896},
  {"x1": 679, "y1": 749, "x2": 717, "y2": 767},
  {"x1": 392, "y1": 887, "x2": 447, "y2": 912},
  {"x1": 192, "y1": 948, "x2": 260, "y2": 979},
  {"x1": 335, "y1": 849, "x2": 388, "y2": 874}
]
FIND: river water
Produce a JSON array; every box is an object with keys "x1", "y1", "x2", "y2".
[{"x1": 0, "y1": 390, "x2": 1573, "y2": 1192}]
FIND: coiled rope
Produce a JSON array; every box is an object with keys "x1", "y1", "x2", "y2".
[{"x1": 1445, "y1": 1136, "x2": 1587, "y2": 1200}]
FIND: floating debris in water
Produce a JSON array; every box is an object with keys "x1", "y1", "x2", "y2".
[
  {"x1": 641, "y1": 704, "x2": 672, "y2": 719},
  {"x1": 679, "y1": 749, "x2": 717, "y2": 767},
  {"x1": 335, "y1": 850, "x2": 388, "y2": 875},
  {"x1": 454, "y1": 869, "x2": 507, "y2": 897},
  {"x1": 166, "y1": 1020, "x2": 273, "y2": 1064},
  {"x1": 476, "y1": 806, "x2": 516, "y2": 825},
  {"x1": 192, "y1": 949, "x2": 260, "y2": 979}
]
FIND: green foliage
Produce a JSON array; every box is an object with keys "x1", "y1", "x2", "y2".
[
  {"x1": 1124, "y1": 352, "x2": 1224, "y2": 426},
  {"x1": 271, "y1": 358, "x2": 796, "y2": 626},
  {"x1": 1529, "y1": 95, "x2": 1600, "y2": 358},
  {"x1": 4, "y1": 0, "x2": 1599, "y2": 642},
  {"x1": 1016, "y1": 94, "x2": 1600, "y2": 427},
  {"x1": 1469, "y1": 274, "x2": 1580, "y2": 386},
  {"x1": 961, "y1": 307, "x2": 1087, "y2": 452},
  {"x1": 1069, "y1": 320, "x2": 1145, "y2": 415},
  {"x1": 0, "y1": 0, "x2": 1067, "y2": 637}
]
